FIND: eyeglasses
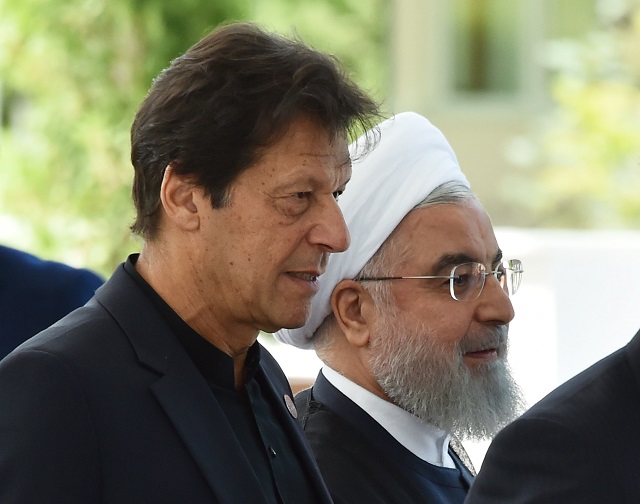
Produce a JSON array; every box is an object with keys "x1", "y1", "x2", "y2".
[{"x1": 357, "y1": 259, "x2": 523, "y2": 302}]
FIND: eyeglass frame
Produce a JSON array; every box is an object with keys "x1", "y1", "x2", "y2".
[{"x1": 356, "y1": 259, "x2": 523, "y2": 302}]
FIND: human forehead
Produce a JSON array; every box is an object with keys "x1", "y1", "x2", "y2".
[
  {"x1": 243, "y1": 116, "x2": 351, "y2": 189},
  {"x1": 391, "y1": 200, "x2": 500, "y2": 268}
]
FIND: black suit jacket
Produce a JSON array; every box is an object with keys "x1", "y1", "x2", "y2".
[
  {"x1": 0, "y1": 263, "x2": 332, "y2": 503},
  {"x1": 466, "y1": 328, "x2": 640, "y2": 504}
]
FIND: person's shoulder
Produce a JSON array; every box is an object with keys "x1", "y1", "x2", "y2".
[
  {"x1": 484, "y1": 340, "x2": 636, "y2": 465},
  {"x1": 6, "y1": 301, "x2": 120, "y2": 364},
  {"x1": 0, "y1": 244, "x2": 36, "y2": 262},
  {"x1": 0, "y1": 245, "x2": 103, "y2": 292},
  {"x1": 0, "y1": 245, "x2": 47, "y2": 275},
  {"x1": 32, "y1": 253, "x2": 104, "y2": 290},
  {"x1": 522, "y1": 343, "x2": 631, "y2": 425},
  {"x1": 498, "y1": 333, "x2": 640, "y2": 434},
  {"x1": 469, "y1": 336, "x2": 640, "y2": 504}
]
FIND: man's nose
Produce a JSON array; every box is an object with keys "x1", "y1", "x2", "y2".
[
  {"x1": 475, "y1": 274, "x2": 516, "y2": 325},
  {"x1": 308, "y1": 198, "x2": 350, "y2": 253}
]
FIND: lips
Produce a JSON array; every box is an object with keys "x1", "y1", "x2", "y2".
[
  {"x1": 460, "y1": 326, "x2": 508, "y2": 357},
  {"x1": 286, "y1": 255, "x2": 326, "y2": 287},
  {"x1": 464, "y1": 348, "x2": 498, "y2": 357},
  {"x1": 289, "y1": 271, "x2": 320, "y2": 283}
]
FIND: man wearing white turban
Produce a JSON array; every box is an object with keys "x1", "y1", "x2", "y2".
[{"x1": 276, "y1": 112, "x2": 525, "y2": 503}]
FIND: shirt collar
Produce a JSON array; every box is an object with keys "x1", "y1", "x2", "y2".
[{"x1": 322, "y1": 365, "x2": 455, "y2": 468}]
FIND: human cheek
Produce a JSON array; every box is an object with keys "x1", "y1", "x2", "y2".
[{"x1": 431, "y1": 310, "x2": 472, "y2": 350}]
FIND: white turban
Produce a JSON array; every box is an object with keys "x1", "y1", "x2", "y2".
[{"x1": 275, "y1": 111, "x2": 470, "y2": 349}]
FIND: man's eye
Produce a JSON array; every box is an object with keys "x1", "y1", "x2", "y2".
[
  {"x1": 332, "y1": 190, "x2": 344, "y2": 201},
  {"x1": 272, "y1": 192, "x2": 311, "y2": 218},
  {"x1": 452, "y1": 274, "x2": 470, "y2": 286}
]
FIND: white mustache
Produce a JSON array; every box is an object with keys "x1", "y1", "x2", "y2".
[{"x1": 459, "y1": 326, "x2": 508, "y2": 355}]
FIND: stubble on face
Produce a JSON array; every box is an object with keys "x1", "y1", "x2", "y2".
[{"x1": 368, "y1": 306, "x2": 525, "y2": 441}]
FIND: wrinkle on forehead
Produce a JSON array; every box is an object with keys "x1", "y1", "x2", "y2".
[{"x1": 394, "y1": 201, "x2": 501, "y2": 271}]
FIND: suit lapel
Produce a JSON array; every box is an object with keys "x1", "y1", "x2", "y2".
[
  {"x1": 95, "y1": 264, "x2": 266, "y2": 504},
  {"x1": 257, "y1": 356, "x2": 334, "y2": 504},
  {"x1": 151, "y1": 371, "x2": 266, "y2": 504}
]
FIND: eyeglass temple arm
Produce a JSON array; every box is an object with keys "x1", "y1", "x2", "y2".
[{"x1": 357, "y1": 275, "x2": 455, "y2": 282}]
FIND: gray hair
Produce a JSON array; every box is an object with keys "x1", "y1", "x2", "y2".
[{"x1": 313, "y1": 181, "x2": 476, "y2": 354}]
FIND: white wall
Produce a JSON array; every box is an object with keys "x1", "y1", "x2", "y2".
[{"x1": 262, "y1": 228, "x2": 640, "y2": 468}]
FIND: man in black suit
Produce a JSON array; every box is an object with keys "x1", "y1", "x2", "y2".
[
  {"x1": 0, "y1": 244, "x2": 104, "y2": 358},
  {"x1": 0, "y1": 22, "x2": 379, "y2": 503},
  {"x1": 465, "y1": 328, "x2": 640, "y2": 503},
  {"x1": 276, "y1": 112, "x2": 525, "y2": 503}
]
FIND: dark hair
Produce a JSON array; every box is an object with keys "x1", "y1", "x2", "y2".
[{"x1": 130, "y1": 22, "x2": 380, "y2": 239}]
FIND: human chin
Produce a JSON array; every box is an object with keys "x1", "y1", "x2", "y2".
[{"x1": 273, "y1": 298, "x2": 312, "y2": 330}]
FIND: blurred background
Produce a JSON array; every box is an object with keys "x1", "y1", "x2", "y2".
[{"x1": 1, "y1": 0, "x2": 639, "y2": 466}]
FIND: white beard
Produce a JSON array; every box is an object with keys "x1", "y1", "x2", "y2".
[{"x1": 368, "y1": 307, "x2": 525, "y2": 441}]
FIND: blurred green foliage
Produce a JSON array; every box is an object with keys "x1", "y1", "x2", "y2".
[
  {"x1": 0, "y1": 0, "x2": 388, "y2": 275},
  {"x1": 3, "y1": 0, "x2": 637, "y2": 278},
  {"x1": 506, "y1": 3, "x2": 640, "y2": 228}
]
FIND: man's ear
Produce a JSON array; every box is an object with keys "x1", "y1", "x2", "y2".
[
  {"x1": 330, "y1": 279, "x2": 376, "y2": 348},
  {"x1": 160, "y1": 164, "x2": 200, "y2": 231}
]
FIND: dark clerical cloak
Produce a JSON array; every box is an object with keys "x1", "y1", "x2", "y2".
[{"x1": 295, "y1": 371, "x2": 474, "y2": 504}]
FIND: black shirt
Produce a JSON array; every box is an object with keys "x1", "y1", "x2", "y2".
[{"x1": 124, "y1": 255, "x2": 319, "y2": 504}]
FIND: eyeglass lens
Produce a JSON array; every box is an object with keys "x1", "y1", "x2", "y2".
[
  {"x1": 450, "y1": 260, "x2": 523, "y2": 301},
  {"x1": 450, "y1": 263, "x2": 484, "y2": 301},
  {"x1": 505, "y1": 259, "x2": 523, "y2": 295}
]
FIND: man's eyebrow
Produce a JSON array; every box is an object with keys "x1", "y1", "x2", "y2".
[
  {"x1": 431, "y1": 249, "x2": 504, "y2": 272},
  {"x1": 432, "y1": 253, "x2": 477, "y2": 273}
]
